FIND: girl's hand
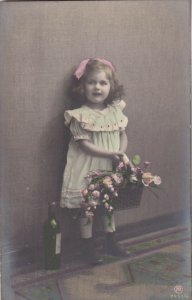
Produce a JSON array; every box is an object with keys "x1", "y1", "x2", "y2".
[
  {"x1": 109, "y1": 151, "x2": 124, "y2": 163},
  {"x1": 129, "y1": 161, "x2": 135, "y2": 169}
]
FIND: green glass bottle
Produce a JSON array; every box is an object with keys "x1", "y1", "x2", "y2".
[{"x1": 44, "y1": 202, "x2": 61, "y2": 270}]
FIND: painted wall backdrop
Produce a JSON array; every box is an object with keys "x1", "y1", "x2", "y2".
[{"x1": 0, "y1": 1, "x2": 190, "y2": 255}]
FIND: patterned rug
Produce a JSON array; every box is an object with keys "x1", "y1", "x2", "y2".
[
  {"x1": 13, "y1": 228, "x2": 191, "y2": 300},
  {"x1": 123, "y1": 252, "x2": 191, "y2": 286},
  {"x1": 15, "y1": 282, "x2": 62, "y2": 300},
  {"x1": 121, "y1": 228, "x2": 190, "y2": 255}
]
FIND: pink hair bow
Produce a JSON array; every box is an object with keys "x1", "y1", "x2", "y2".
[{"x1": 74, "y1": 58, "x2": 115, "y2": 80}]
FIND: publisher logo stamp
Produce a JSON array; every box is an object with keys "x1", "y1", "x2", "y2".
[
  {"x1": 170, "y1": 285, "x2": 189, "y2": 299},
  {"x1": 174, "y1": 285, "x2": 184, "y2": 294}
]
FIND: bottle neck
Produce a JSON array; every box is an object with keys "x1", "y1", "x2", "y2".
[
  {"x1": 48, "y1": 204, "x2": 57, "y2": 220},
  {"x1": 48, "y1": 213, "x2": 56, "y2": 220}
]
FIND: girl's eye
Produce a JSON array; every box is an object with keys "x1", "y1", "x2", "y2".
[
  {"x1": 86, "y1": 80, "x2": 109, "y2": 85},
  {"x1": 87, "y1": 80, "x2": 95, "y2": 85},
  {"x1": 100, "y1": 81, "x2": 108, "y2": 85}
]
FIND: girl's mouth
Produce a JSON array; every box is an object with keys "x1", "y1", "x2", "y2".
[{"x1": 93, "y1": 92, "x2": 102, "y2": 96}]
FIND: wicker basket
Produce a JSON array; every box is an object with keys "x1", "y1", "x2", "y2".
[{"x1": 113, "y1": 184, "x2": 144, "y2": 210}]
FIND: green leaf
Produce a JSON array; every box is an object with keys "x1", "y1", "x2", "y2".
[{"x1": 132, "y1": 154, "x2": 141, "y2": 166}]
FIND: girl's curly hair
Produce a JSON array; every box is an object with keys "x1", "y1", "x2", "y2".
[{"x1": 68, "y1": 59, "x2": 124, "y2": 108}]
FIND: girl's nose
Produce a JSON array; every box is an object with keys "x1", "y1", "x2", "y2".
[{"x1": 95, "y1": 82, "x2": 100, "y2": 89}]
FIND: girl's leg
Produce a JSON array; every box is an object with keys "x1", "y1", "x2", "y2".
[
  {"x1": 80, "y1": 216, "x2": 103, "y2": 265},
  {"x1": 103, "y1": 213, "x2": 129, "y2": 257}
]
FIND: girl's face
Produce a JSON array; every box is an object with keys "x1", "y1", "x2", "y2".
[{"x1": 84, "y1": 70, "x2": 111, "y2": 106}]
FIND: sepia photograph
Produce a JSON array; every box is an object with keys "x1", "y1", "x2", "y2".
[{"x1": 0, "y1": 1, "x2": 191, "y2": 299}]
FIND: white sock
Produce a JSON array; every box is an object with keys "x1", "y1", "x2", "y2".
[
  {"x1": 103, "y1": 214, "x2": 116, "y2": 233},
  {"x1": 80, "y1": 217, "x2": 93, "y2": 239}
]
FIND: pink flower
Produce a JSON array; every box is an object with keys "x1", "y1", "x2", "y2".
[
  {"x1": 104, "y1": 203, "x2": 109, "y2": 209},
  {"x1": 153, "y1": 176, "x2": 162, "y2": 185},
  {"x1": 81, "y1": 189, "x2": 88, "y2": 197},
  {"x1": 103, "y1": 176, "x2": 113, "y2": 187},
  {"x1": 116, "y1": 162, "x2": 124, "y2": 170},
  {"x1": 92, "y1": 190, "x2": 100, "y2": 198},
  {"x1": 142, "y1": 172, "x2": 154, "y2": 186},
  {"x1": 144, "y1": 161, "x2": 152, "y2": 168},
  {"x1": 88, "y1": 184, "x2": 95, "y2": 190},
  {"x1": 90, "y1": 200, "x2": 98, "y2": 207},
  {"x1": 130, "y1": 175, "x2": 138, "y2": 183},
  {"x1": 131, "y1": 167, "x2": 137, "y2": 173},
  {"x1": 104, "y1": 194, "x2": 109, "y2": 200},
  {"x1": 111, "y1": 173, "x2": 123, "y2": 184},
  {"x1": 85, "y1": 211, "x2": 94, "y2": 218}
]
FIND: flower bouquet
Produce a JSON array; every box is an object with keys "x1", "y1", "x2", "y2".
[{"x1": 81, "y1": 155, "x2": 161, "y2": 224}]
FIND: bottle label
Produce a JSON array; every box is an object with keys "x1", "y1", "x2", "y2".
[
  {"x1": 50, "y1": 219, "x2": 57, "y2": 228},
  {"x1": 55, "y1": 233, "x2": 61, "y2": 254}
]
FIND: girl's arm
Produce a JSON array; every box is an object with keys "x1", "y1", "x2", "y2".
[
  {"x1": 119, "y1": 130, "x2": 134, "y2": 168},
  {"x1": 119, "y1": 130, "x2": 128, "y2": 152},
  {"x1": 78, "y1": 140, "x2": 124, "y2": 163}
]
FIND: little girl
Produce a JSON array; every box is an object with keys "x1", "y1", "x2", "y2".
[{"x1": 60, "y1": 58, "x2": 130, "y2": 264}]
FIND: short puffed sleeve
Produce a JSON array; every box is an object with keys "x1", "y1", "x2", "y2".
[
  {"x1": 111, "y1": 100, "x2": 126, "y2": 110},
  {"x1": 69, "y1": 118, "x2": 91, "y2": 141}
]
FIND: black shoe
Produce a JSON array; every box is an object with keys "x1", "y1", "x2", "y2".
[
  {"x1": 81, "y1": 238, "x2": 103, "y2": 265},
  {"x1": 105, "y1": 232, "x2": 129, "y2": 258}
]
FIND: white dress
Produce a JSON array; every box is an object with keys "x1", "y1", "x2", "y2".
[{"x1": 60, "y1": 100, "x2": 128, "y2": 208}]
